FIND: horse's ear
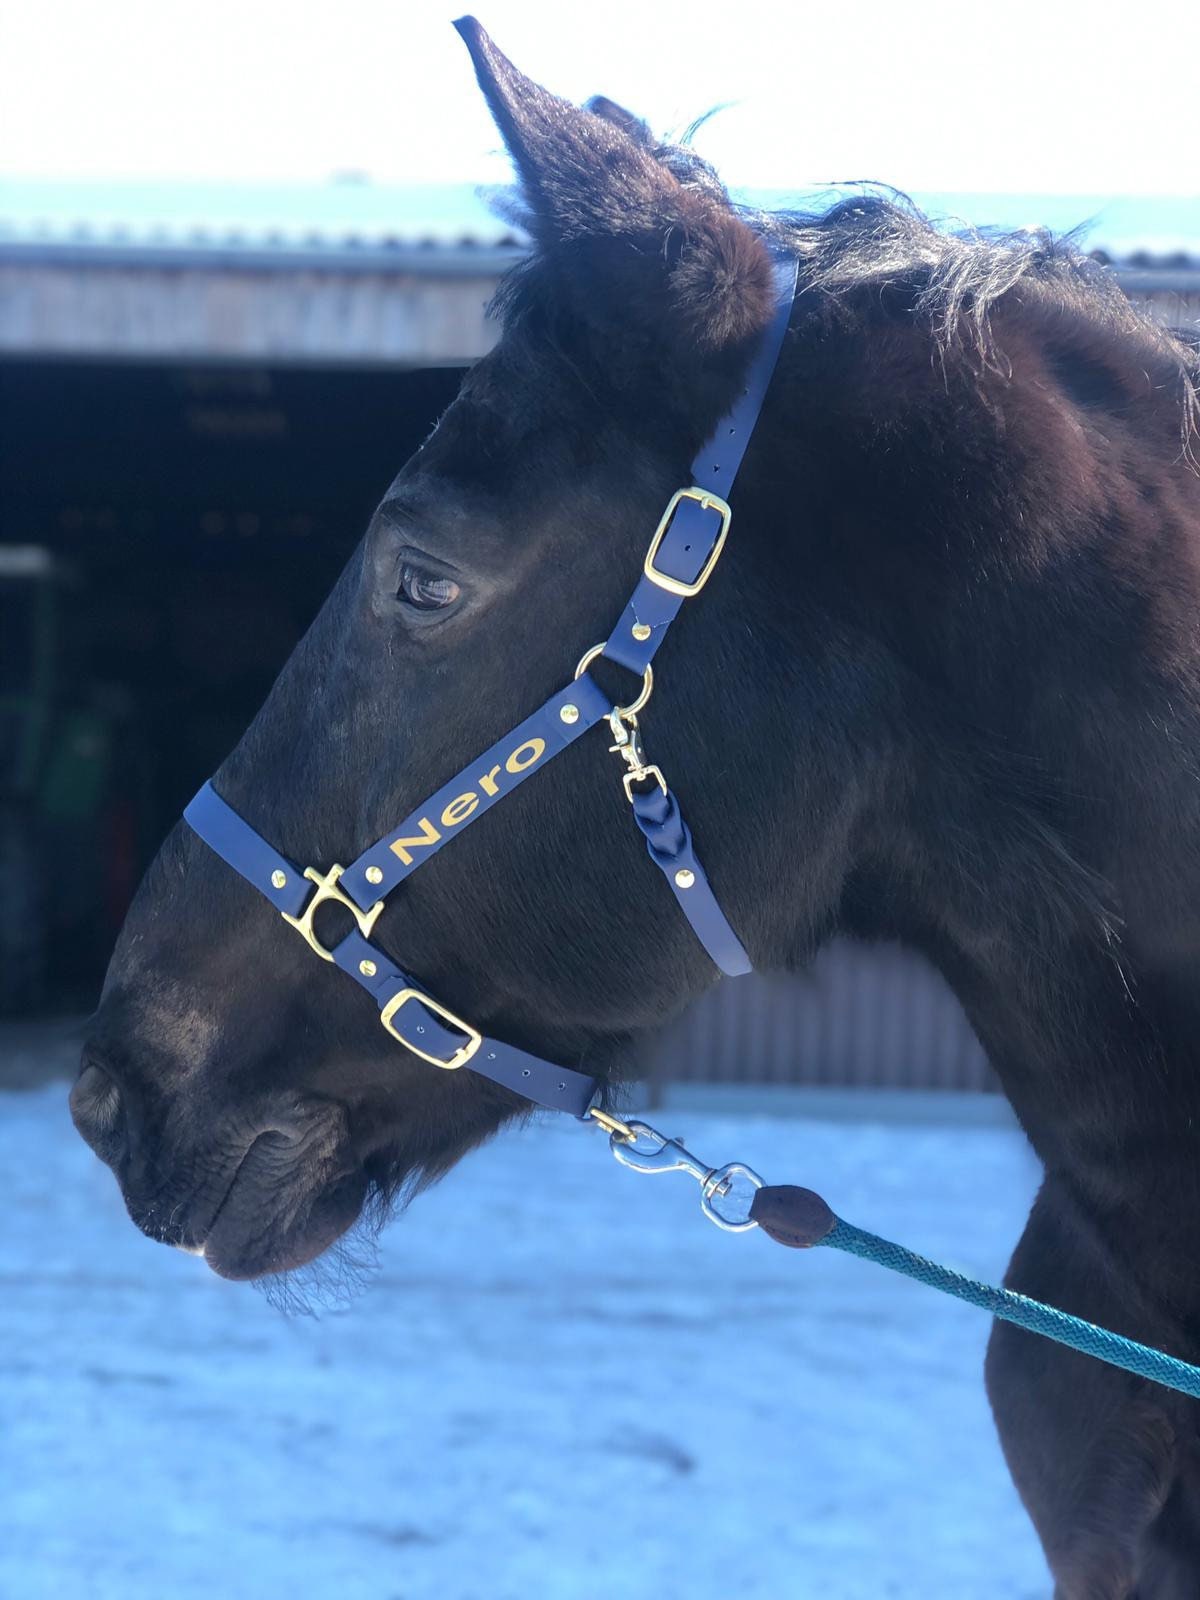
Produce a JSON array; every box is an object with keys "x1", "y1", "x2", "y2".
[
  {"x1": 452, "y1": 16, "x2": 774, "y2": 349},
  {"x1": 582, "y1": 96, "x2": 655, "y2": 147}
]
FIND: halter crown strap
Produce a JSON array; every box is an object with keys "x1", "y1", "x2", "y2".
[
  {"x1": 182, "y1": 251, "x2": 796, "y2": 1114},
  {"x1": 601, "y1": 255, "x2": 797, "y2": 677}
]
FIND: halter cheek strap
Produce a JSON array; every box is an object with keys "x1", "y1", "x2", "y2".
[
  {"x1": 182, "y1": 253, "x2": 798, "y2": 1116},
  {"x1": 601, "y1": 277, "x2": 798, "y2": 678}
]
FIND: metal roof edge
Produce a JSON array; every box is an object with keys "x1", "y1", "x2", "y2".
[
  {"x1": 0, "y1": 239, "x2": 528, "y2": 275},
  {"x1": 3, "y1": 238, "x2": 1197, "y2": 278},
  {"x1": 1106, "y1": 266, "x2": 1200, "y2": 294}
]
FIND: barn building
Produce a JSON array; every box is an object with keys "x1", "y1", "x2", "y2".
[{"x1": 3, "y1": 180, "x2": 1197, "y2": 1090}]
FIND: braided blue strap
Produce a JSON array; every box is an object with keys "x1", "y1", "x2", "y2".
[{"x1": 825, "y1": 1219, "x2": 1200, "y2": 1399}]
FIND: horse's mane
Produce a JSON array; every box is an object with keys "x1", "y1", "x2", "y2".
[
  {"x1": 491, "y1": 129, "x2": 1200, "y2": 459},
  {"x1": 766, "y1": 192, "x2": 1194, "y2": 412}
]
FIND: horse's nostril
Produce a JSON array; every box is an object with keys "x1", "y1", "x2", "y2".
[{"x1": 69, "y1": 1062, "x2": 126, "y2": 1163}]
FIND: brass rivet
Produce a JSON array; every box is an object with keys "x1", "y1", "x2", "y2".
[
  {"x1": 270, "y1": 869, "x2": 287, "y2": 889},
  {"x1": 359, "y1": 959, "x2": 377, "y2": 978},
  {"x1": 631, "y1": 623, "x2": 652, "y2": 642},
  {"x1": 365, "y1": 865, "x2": 384, "y2": 885},
  {"x1": 559, "y1": 703, "x2": 580, "y2": 725},
  {"x1": 675, "y1": 868, "x2": 696, "y2": 889}
]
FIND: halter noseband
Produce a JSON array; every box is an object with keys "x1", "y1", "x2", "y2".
[{"x1": 182, "y1": 256, "x2": 798, "y2": 1118}]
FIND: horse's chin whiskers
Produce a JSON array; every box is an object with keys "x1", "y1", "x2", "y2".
[{"x1": 174, "y1": 1241, "x2": 207, "y2": 1258}]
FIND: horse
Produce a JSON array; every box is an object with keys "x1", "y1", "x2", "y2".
[{"x1": 69, "y1": 18, "x2": 1200, "y2": 1596}]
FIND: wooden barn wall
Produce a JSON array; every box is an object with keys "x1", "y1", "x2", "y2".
[
  {"x1": 0, "y1": 262, "x2": 505, "y2": 366},
  {"x1": 1, "y1": 257, "x2": 1193, "y2": 366}
]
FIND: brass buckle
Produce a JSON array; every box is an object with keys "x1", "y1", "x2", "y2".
[
  {"x1": 379, "y1": 987, "x2": 483, "y2": 1070},
  {"x1": 281, "y1": 864, "x2": 384, "y2": 963},
  {"x1": 643, "y1": 487, "x2": 733, "y2": 598}
]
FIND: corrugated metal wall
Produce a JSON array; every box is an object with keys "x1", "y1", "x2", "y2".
[
  {"x1": 1125, "y1": 286, "x2": 1200, "y2": 329},
  {"x1": 651, "y1": 941, "x2": 997, "y2": 1092}
]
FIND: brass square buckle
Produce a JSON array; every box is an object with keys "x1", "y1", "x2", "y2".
[
  {"x1": 281, "y1": 864, "x2": 384, "y2": 962},
  {"x1": 643, "y1": 486, "x2": 733, "y2": 598},
  {"x1": 379, "y1": 987, "x2": 483, "y2": 1070}
]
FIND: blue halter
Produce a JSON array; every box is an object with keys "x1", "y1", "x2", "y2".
[{"x1": 183, "y1": 256, "x2": 798, "y2": 1118}]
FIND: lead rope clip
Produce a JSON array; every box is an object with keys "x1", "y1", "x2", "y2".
[
  {"x1": 607, "y1": 709, "x2": 668, "y2": 804},
  {"x1": 585, "y1": 1106, "x2": 765, "y2": 1232}
]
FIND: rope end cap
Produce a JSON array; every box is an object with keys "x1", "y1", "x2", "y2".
[{"x1": 750, "y1": 1185, "x2": 837, "y2": 1249}]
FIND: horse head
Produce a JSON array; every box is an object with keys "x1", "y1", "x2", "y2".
[
  {"x1": 72, "y1": 21, "x2": 819, "y2": 1278},
  {"x1": 73, "y1": 21, "x2": 1199, "y2": 1303}
]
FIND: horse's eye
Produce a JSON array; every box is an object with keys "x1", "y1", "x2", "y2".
[{"x1": 398, "y1": 562, "x2": 461, "y2": 611}]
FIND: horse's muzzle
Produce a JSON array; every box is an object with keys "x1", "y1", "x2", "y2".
[
  {"x1": 197, "y1": 1115, "x2": 368, "y2": 1279},
  {"x1": 71, "y1": 1045, "x2": 367, "y2": 1278}
]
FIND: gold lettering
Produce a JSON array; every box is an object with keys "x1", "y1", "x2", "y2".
[
  {"x1": 440, "y1": 792, "x2": 480, "y2": 829},
  {"x1": 478, "y1": 764, "x2": 503, "y2": 796},
  {"x1": 505, "y1": 738, "x2": 545, "y2": 775},
  {"x1": 388, "y1": 816, "x2": 440, "y2": 866}
]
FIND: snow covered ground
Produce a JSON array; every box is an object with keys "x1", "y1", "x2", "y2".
[{"x1": 1, "y1": 1084, "x2": 1051, "y2": 1599}]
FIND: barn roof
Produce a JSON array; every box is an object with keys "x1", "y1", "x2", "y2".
[
  {"x1": 0, "y1": 179, "x2": 528, "y2": 272},
  {"x1": 1, "y1": 179, "x2": 1195, "y2": 268},
  {"x1": 0, "y1": 180, "x2": 1194, "y2": 365}
]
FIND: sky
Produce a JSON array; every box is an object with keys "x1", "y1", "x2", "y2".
[{"x1": 2, "y1": 0, "x2": 1198, "y2": 197}]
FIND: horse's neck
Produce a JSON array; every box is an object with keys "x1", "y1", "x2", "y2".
[{"x1": 846, "y1": 740, "x2": 1200, "y2": 1293}]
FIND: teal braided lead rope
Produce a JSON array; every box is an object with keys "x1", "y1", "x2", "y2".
[{"x1": 823, "y1": 1218, "x2": 1200, "y2": 1400}]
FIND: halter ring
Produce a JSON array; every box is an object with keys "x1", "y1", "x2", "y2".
[{"x1": 574, "y1": 643, "x2": 654, "y2": 721}]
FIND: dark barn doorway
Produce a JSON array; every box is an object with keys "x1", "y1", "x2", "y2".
[{"x1": 0, "y1": 358, "x2": 463, "y2": 1014}]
